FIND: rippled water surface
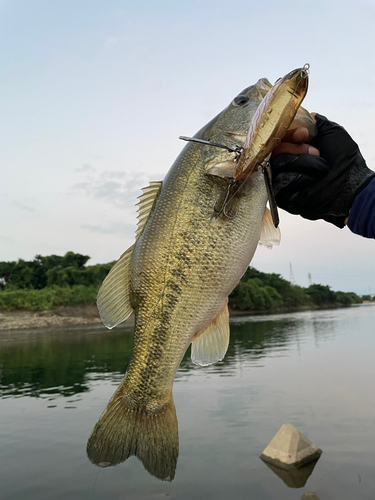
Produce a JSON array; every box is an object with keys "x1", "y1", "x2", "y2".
[{"x1": 1, "y1": 305, "x2": 375, "y2": 500}]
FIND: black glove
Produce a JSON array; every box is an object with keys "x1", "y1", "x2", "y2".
[{"x1": 271, "y1": 114, "x2": 375, "y2": 228}]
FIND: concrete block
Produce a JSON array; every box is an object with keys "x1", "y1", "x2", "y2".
[{"x1": 260, "y1": 423, "x2": 322, "y2": 469}]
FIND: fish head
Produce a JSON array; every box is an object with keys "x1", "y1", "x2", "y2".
[
  {"x1": 201, "y1": 79, "x2": 272, "y2": 145},
  {"x1": 198, "y1": 79, "x2": 277, "y2": 171}
]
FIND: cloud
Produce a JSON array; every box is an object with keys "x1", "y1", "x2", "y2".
[
  {"x1": 75, "y1": 163, "x2": 96, "y2": 173},
  {"x1": 82, "y1": 223, "x2": 135, "y2": 236},
  {"x1": 71, "y1": 170, "x2": 155, "y2": 209},
  {"x1": 12, "y1": 201, "x2": 36, "y2": 212},
  {"x1": 99, "y1": 171, "x2": 126, "y2": 179}
]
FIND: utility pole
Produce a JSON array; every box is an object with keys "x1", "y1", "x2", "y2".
[
  {"x1": 289, "y1": 263, "x2": 295, "y2": 285},
  {"x1": 308, "y1": 273, "x2": 312, "y2": 286}
]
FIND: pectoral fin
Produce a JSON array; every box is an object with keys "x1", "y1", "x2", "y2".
[
  {"x1": 191, "y1": 302, "x2": 230, "y2": 366},
  {"x1": 97, "y1": 244, "x2": 135, "y2": 329},
  {"x1": 259, "y1": 207, "x2": 281, "y2": 249}
]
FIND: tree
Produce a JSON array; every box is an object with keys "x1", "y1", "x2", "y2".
[
  {"x1": 306, "y1": 284, "x2": 336, "y2": 305},
  {"x1": 0, "y1": 252, "x2": 93, "y2": 290}
]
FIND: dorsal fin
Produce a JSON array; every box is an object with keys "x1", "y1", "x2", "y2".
[
  {"x1": 259, "y1": 207, "x2": 281, "y2": 249},
  {"x1": 136, "y1": 181, "x2": 163, "y2": 238},
  {"x1": 191, "y1": 302, "x2": 230, "y2": 366},
  {"x1": 97, "y1": 181, "x2": 162, "y2": 329},
  {"x1": 97, "y1": 244, "x2": 135, "y2": 329}
]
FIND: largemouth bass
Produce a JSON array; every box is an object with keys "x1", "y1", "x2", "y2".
[{"x1": 87, "y1": 78, "x2": 282, "y2": 481}]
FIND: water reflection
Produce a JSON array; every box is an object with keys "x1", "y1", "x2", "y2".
[
  {"x1": 2, "y1": 306, "x2": 375, "y2": 498},
  {"x1": 0, "y1": 310, "x2": 343, "y2": 400},
  {"x1": 0, "y1": 313, "x2": 323, "y2": 399},
  {"x1": 0, "y1": 326, "x2": 134, "y2": 398},
  {"x1": 261, "y1": 458, "x2": 320, "y2": 488}
]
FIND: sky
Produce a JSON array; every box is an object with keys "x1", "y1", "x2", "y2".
[{"x1": 1, "y1": 0, "x2": 375, "y2": 294}]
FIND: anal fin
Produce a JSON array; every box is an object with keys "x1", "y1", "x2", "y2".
[{"x1": 191, "y1": 301, "x2": 230, "y2": 366}]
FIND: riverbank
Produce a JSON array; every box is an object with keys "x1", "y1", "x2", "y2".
[
  {"x1": 0, "y1": 305, "x2": 129, "y2": 331},
  {"x1": 1, "y1": 303, "x2": 372, "y2": 331},
  {"x1": 0, "y1": 305, "x2": 102, "y2": 330}
]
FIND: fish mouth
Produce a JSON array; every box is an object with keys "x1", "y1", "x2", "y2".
[{"x1": 225, "y1": 131, "x2": 247, "y2": 145}]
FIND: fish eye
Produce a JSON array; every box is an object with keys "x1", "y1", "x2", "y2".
[{"x1": 233, "y1": 95, "x2": 249, "y2": 106}]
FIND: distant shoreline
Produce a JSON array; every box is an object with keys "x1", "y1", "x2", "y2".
[
  {"x1": 0, "y1": 306, "x2": 132, "y2": 331},
  {"x1": 1, "y1": 303, "x2": 373, "y2": 331}
]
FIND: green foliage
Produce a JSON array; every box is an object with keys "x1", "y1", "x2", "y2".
[
  {"x1": 305, "y1": 284, "x2": 337, "y2": 304},
  {"x1": 0, "y1": 252, "x2": 112, "y2": 291},
  {"x1": 229, "y1": 266, "x2": 361, "y2": 312},
  {"x1": 0, "y1": 253, "x2": 363, "y2": 313},
  {"x1": 0, "y1": 285, "x2": 99, "y2": 312},
  {"x1": 306, "y1": 284, "x2": 361, "y2": 306},
  {"x1": 361, "y1": 294, "x2": 374, "y2": 301},
  {"x1": 230, "y1": 280, "x2": 283, "y2": 311},
  {"x1": 341, "y1": 291, "x2": 362, "y2": 304}
]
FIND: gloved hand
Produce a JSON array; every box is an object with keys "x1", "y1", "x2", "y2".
[{"x1": 271, "y1": 114, "x2": 375, "y2": 228}]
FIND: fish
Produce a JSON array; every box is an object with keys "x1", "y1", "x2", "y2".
[
  {"x1": 207, "y1": 66, "x2": 314, "y2": 180},
  {"x1": 86, "y1": 78, "x2": 282, "y2": 481}
]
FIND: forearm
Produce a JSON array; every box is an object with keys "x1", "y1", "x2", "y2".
[{"x1": 347, "y1": 178, "x2": 375, "y2": 238}]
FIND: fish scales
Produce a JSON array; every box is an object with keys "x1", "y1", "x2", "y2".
[
  {"x1": 87, "y1": 79, "x2": 282, "y2": 480},
  {"x1": 127, "y1": 143, "x2": 267, "y2": 397}
]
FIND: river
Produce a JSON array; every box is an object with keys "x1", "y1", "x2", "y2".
[{"x1": 1, "y1": 305, "x2": 375, "y2": 500}]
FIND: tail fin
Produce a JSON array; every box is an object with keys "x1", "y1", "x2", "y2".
[{"x1": 86, "y1": 388, "x2": 179, "y2": 481}]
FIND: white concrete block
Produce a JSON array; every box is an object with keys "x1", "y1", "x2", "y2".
[{"x1": 260, "y1": 423, "x2": 322, "y2": 469}]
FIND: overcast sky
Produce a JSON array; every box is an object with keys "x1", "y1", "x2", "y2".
[{"x1": 1, "y1": 0, "x2": 375, "y2": 294}]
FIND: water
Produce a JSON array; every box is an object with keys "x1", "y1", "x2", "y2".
[{"x1": 1, "y1": 305, "x2": 375, "y2": 500}]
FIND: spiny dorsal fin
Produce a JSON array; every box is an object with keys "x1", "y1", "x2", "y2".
[
  {"x1": 191, "y1": 302, "x2": 230, "y2": 366},
  {"x1": 136, "y1": 181, "x2": 163, "y2": 238},
  {"x1": 97, "y1": 244, "x2": 135, "y2": 329},
  {"x1": 259, "y1": 207, "x2": 281, "y2": 249}
]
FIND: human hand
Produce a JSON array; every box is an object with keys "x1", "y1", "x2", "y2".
[
  {"x1": 272, "y1": 125, "x2": 319, "y2": 157},
  {"x1": 270, "y1": 114, "x2": 375, "y2": 228}
]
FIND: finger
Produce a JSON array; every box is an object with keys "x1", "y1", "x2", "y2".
[
  {"x1": 272, "y1": 142, "x2": 320, "y2": 156},
  {"x1": 291, "y1": 127, "x2": 309, "y2": 144},
  {"x1": 282, "y1": 127, "x2": 309, "y2": 144}
]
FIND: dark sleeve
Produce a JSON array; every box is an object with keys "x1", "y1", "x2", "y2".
[{"x1": 347, "y1": 177, "x2": 375, "y2": 238}]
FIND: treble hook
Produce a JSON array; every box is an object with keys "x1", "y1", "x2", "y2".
[
  {"x1": 213, "y1": 180, "x2": 239, "y2": 220},
  {"x1": 213, "y1": 183, "x2": 231, "y2": 214}
]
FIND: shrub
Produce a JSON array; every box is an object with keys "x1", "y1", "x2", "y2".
[{"x1": 0, "y1": 285, "x2": 99, "y2": 311}]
